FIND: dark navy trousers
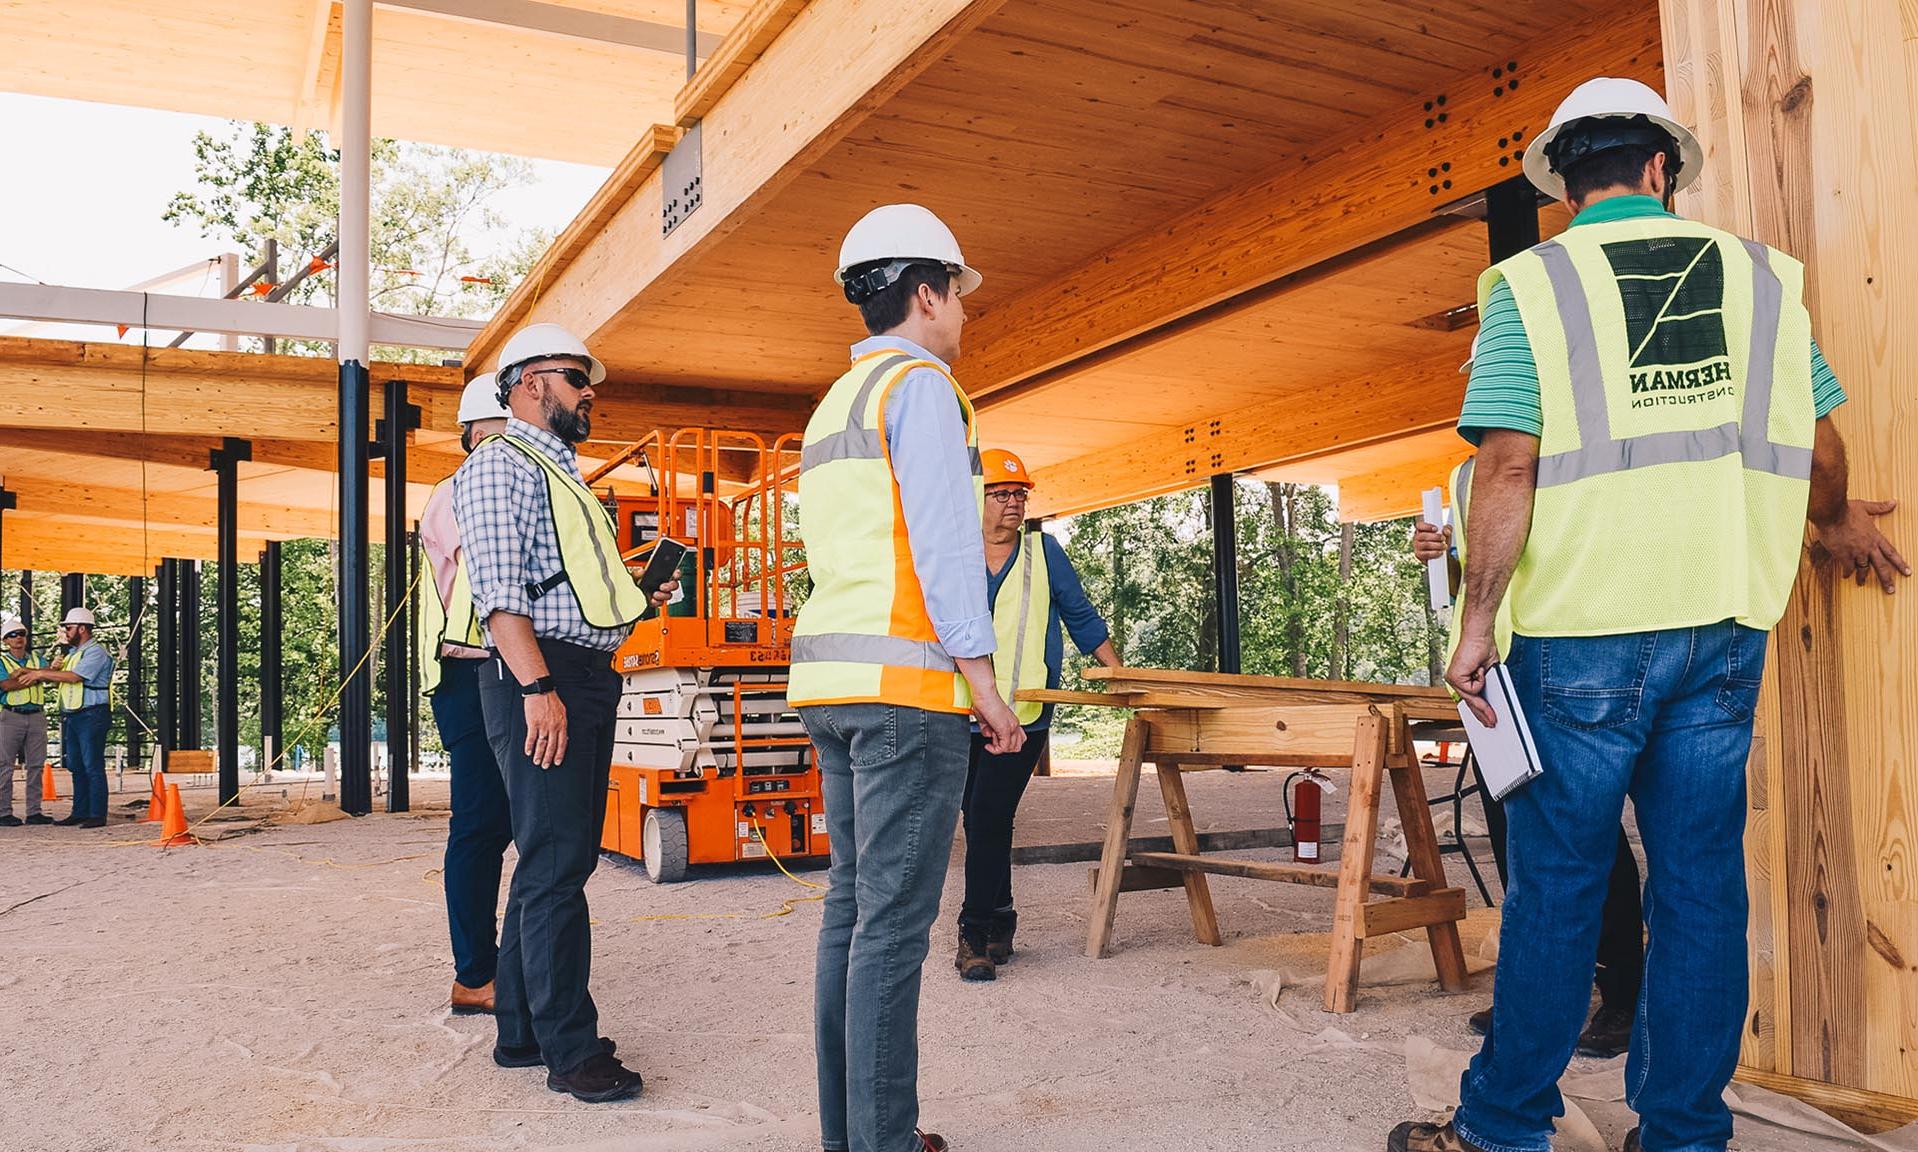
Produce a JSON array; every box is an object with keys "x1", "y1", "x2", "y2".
[{"x1": 432, "y1": 656, "x2": 513, "y2": 989}]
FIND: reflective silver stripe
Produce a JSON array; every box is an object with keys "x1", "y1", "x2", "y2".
[
  {"x1": 800, "y1": 355, "x2": 913, "y2": 473},
  {"x1": 1532, "y1": 237, "x2": 1809, "y2": 489},
  {"x1": 790, "y1": 632, "x2": 956, "y2": 671},
  {"x1": 969, "y1": 446, "x2": 983, "y2": 476},
  {"x1": 1008, "y1": 530, "x2": 1036, "y2": 700}
]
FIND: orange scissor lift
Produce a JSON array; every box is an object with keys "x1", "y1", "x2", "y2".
[{"x1": 589, "y1": 427, "x2": 824, "y2": 883}]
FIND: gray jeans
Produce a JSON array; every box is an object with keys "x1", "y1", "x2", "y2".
[
  {"x1": 0, "y1": 709, "x2": 48, "y2": 818},
  {"x1": 800, "y1": 703, "x2": 968, "y2": 1152}
]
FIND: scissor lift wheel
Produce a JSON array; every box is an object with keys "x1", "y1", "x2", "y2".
[{"x1": 642, "y1": 806, "x2": 690, "y2": 884}]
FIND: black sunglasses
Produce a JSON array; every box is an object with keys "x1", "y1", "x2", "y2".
[
  {"x1": 526, "y1": 366, "x2": 593, "y2": 390},
  {"x1": 3, "y1": 631, "x2": 23, "y2": 640}
]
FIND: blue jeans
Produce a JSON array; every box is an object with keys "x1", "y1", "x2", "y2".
[
  {"x1": 801, "y1": 703, "x2": 968, "y2": 1152},
  {"x1": 433, "y1": 658, "x2": 513, "y2": 989},
  {"x1": 1456, "y1": 622, "x2": 1764, "y2": 1152},
  {"x1": 62, "y1": 705, "x2": 110, "y2": 820}
]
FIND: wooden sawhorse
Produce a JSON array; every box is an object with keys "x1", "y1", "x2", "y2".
[{"x1": 1045, "y1": 668, "x2": 1470, "y2": 1013}]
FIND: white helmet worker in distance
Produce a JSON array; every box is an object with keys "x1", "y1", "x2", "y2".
[
  {"x1": 835, "y1": 203, "x2": 983, "y2": 302},
  {"x1": 492, "y1": 323, "x2": 603, "y2": 446},
  {"x1": 60, "y1": 607, "x2": 96, "y2": 628},
  {"x1": 457, "y1": 373, "x2": 512, "y2": 453},
  {"x1": 1524, "y1": 77, "x2": 1703, "y2": 205}
]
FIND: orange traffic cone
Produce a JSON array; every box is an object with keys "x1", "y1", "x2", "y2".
[
  {"x1": 159, "y1": 783, "x2": 194, "y2": 847},
  {"x1": 41, "y1": 762, "x2": 59, "y2": 802},
  {"x1": 145, "y1": 772, "x2": 168, "y2": 823}
]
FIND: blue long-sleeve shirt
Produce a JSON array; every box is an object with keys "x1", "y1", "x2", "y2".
[
  {"x1": 853, "y1": 335, "x2": 995, "y2": 660},
  {"x1": 986, "y1": 531, "x2": 1111, "y2": 730}
]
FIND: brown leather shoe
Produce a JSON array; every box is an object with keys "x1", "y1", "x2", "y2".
[
  {"x1": 1386, "y1": 1121, "x2": 1485, "y2": 1152},
  {"x1": 916, "y1": 1132, "x2": 948, "y2": 1152},
  {"x1": 450, "y1": 980, "x2": 495, "y2": 1015}
]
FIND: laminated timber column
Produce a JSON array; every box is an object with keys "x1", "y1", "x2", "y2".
[{"x1": 1661, "y1": 0, "x2": 1918, "y2": 1126}]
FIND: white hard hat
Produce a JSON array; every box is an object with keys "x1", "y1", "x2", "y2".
[
  {"x1": 495, "y1": 323, "x2": 606, "y2": 386},
  {"x1": 1459, "y1": 329, "x2": 1481, "y2": 374},
  {"x1": 836, "y1": 204, "x2": 982, "y2": 298},
  {"x1": 1, "y1": 616, "x2": 24, "y2": 635},
  {"x1": 61, "y1": 607, "x2": 96, "y2": 627},
  {"x1": 1524, "y1": 77, "x2": 1703, "y2": 202},
  {"x1": 457, "y1": 373, "x2": 510, "y2": 425}
]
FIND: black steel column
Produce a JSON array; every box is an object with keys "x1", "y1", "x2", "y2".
[
  {"x1": 0, "y1": 487, "x2": 15, "y2": 575},
  {"x1": 60, "y1": 573, "x2": 85, "y2": 616},
  {"x1": 1208, "y1": 473, "x2": 1242, "y2": 675},
  {"x1": 375, "y1": 377, "x2": 419, "y2": 812},
  {"x1": 180, "y1": 560, "x2": 202, "y2": 749},
  {"x1": 16, "y1": 570, "x2": 29, "y2": 642},
  {"x1": 126, "y1": 576, "x2": 146, "y2": 773},
  {"x1": 211, "y1": 438, "x2": 250, "y2": 804},
  {"x1": 260, "y1": 541, "x2": 283, "y2": 773},
  {"x1": 339, "y1": 363, "x2": 373, "y2": 816},
  {"x1": 1485, "y1": 175, "x2": 1542, "y2": 264},
  {"x1": 156, "y1": 561, "x2": 176, "y2": 766}
]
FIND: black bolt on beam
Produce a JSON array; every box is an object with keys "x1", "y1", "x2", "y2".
[
  {"x1": 1209, "y1": 473, "x2": 1242, "y2": 675},
  {"x1": 378, "y1": 379, "x2": 419, "y2": 813},
  {"x1": 156, "y1": 561, "x2": 176, "y2": 766},
  {"x1": 338, "y1": 360, "x2": 373, "y2": 817},
  {"x1": 180, "y1": 560, "x2": 202, "y2": 749},
  {"x1": 210, "y1": 438, "x2": 251, "y2": 805},
  {"x1": 260, "y1": 540, "x2": 283, "y2": 773}
]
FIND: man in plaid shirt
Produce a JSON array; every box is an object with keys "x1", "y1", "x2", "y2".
[{"x1": 454, "y1": 323, "x2": 673, "y2": 1104}]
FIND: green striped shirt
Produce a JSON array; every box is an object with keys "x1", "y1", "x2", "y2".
[{"x1": 1460, "y1": 195, "x2": 1847, "y2": 445}]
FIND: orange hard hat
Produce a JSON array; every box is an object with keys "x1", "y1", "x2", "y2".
[{"x1": 980, "y1": 448, "x2": 1034, "y2": 489}]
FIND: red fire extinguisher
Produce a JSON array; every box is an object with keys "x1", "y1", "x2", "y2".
[{"x1": 1285, "y1": 769, "x2": 1332, "y2": 863}]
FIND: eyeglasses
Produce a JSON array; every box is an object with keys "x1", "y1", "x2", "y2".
[
  {"x1": 985, "y1": 489, "x2": 1029, "y2": 505},
  {"x1": 525, "y1": 366, "x2": 593, "y2": 390},
  {"x1": 2, "y1": 631, "x2": 23, "y2": 640}
]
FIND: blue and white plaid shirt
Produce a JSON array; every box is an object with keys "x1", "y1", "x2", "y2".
[{"x1": 452, "y1": 417, "x2": 630, "y2": 653}]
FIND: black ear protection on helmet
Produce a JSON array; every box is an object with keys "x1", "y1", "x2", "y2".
[
  {"x1": 841, "y1": 259, "x2": 956, "y2": 305},
  {"x1": 1545, "y1": 113, "x2": 1683, "y2": 183}
]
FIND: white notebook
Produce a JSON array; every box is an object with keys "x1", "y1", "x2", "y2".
[
  {"x1": 1458, "y1": 663, "x2": 1543, "y2": 801},
  {"x1": 1422, "y1": 486, "x2": 1451, "y2": 610}
]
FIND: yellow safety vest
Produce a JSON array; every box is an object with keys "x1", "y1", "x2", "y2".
[
  {"x1": 790, "y1": 350, "x2": 984, "y2": 714},
  {"x1": 477, "y1": 434, "x2": 651, "y2": 631},
  {"x1": 992, "y1": 529, "x2": 1052, "y2": 726},
  {"x1": 1442, "y1": 457, "x2": 1515, "y2": 671},
  {"x1": 55, "y1": 641, "x2": 113, "y2": 712},
  {"x1": 1481, "y1": 217, "x2": 1814, "y2": 636},
  {"x1": 417, "y1": 479, "x2": 484, "y2": 697},
  {"x1": 1, "y1": 650, "x2": 47, "y2": 708}
]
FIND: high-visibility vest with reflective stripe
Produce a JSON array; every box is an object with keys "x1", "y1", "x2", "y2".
[
  {"x1": 1481, "y1": 218, "x2": 1814, "y2": 636},
  {"x1": 1, "y1": 650, "x2": 47, "y2": 707},
  {"x1": 477, "y1": 434, "x2": 652, "y2": 631},
  {"x1": 55, "y1": 641, "x2": 112, "y2": 712},
  {"x1": 992, "y1": 529, "x2": 1052, "y2": 725},
  {"x1": 790, "y1": 351, "x2": 984, "y2": 714},
  {"x1": 417, "y1": 479, "x2": 483, "y2": 697},
  {"x1": 1442, "y1": 456, "x2": 1515, "y2": 672}
]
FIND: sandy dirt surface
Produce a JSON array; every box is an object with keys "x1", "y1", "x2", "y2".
[{"x1": 0, "y1": 771, "x2": 1902, "y2": 1152}]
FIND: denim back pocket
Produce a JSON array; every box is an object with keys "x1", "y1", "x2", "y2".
[
  {"x1": 1714, "y1": 624, "x2": 1769, "y2": 722},
  {"x1": 845, "y1": 705, "x2": 899, "y2": 768},
  {"x1": 1540, "y1": 633, "x2": 1655, "y2": 731}
]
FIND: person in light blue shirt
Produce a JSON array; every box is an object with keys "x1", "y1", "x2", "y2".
[{"x1": 35, "y1": 607, "x2": 115, "y2": 827}]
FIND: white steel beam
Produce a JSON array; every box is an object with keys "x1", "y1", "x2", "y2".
[
  {"x1": 377, "y1": 0, "x2": 721, "y2": 55},
  {"x1": 0, "y1": 283, "x2": 482, "y2": 352}
]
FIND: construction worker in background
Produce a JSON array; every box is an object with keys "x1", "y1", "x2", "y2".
[
  {"x1": 33, "y1": 607, "x2": 115, "y2": 828},
  {"x1": 453, "y1": 323, "x2": 675, "y2": 1104},
  {"x1": 0, "y1": 615, "x2": 54, "y2": 826},
  {"x1": 954, "y1": 448, "x2": 1120, "y2": 983},
  {"x1": 419, "y1": 374, "x2": 514, "y2": 1017},
  {"x1": 1391, "y1": 78, "x2": 1909, "y2": 1152},
  {"x1": 792, "y1": 203, "x2": 1024, "y2": 1152},
  {"x1": 1409, "y1": 342, "x2": 1642, "y2": 1060}
]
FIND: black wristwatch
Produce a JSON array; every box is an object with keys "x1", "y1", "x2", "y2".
[{"x1": 518, "y1": 676, "x2": 556, "y2": 697}]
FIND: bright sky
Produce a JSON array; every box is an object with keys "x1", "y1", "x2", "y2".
[{"x1": 0, "y1": 93, "x2": 610, "y2": 345}]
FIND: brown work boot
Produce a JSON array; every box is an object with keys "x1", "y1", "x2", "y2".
[
  {"x1": 1386, "y1": 1120, "x2": 1486, "y2": 1152},
  {"x1": 450, "y1": 980, "x2": 495, "y2": 1015},
  {"x1": 955, "y1": 927, "x2": 995, "y2": 982},
  {"x1": 986, "y1": 911, "x2": 1017, "y2": 964},
  {"x1": 1576, "y1": 1003, "x2": 1633, "y2": 1058}
]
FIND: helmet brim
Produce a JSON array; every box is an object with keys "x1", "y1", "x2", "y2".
[{"x1": 1523, "y1": 112, "x2": 1703, "y2": 202}]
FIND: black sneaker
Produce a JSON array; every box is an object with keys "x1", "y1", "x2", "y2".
[
  {"x1": 0, "y1": 815, "x2": 22, "y2": 827},
  {"x1": 77, "y1": 817, "x2": 106, "y2": 828},
  {"x1": 1467, "y1": 1006, "x2": 1492, "y2": 1036},
  {"x1": 955, "y1": 927, "x2": 995, "y2": 982},
  {"x1": 494, "y1": 1037, "x2": 616, "y2": 1068},
  {"x1": 546, "y1": 1050, "x2": 643, "y2": 1102},
  {"x1": 1623, "y1": 1127, "x2": 1641, "y2": 1152},
  {"x1": 55, "y1": 814, "x2": 85, "y2": 826},
  {"x1": 25, "y1": 814, "x2": 54, "y2": 826},
  {"x1": 1577, "y1": 1003, "x2": 1633, "y2": 1058}
]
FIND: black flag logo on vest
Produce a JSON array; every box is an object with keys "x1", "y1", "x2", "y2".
[{"x1": 1602, "y1": 237, "x2": 1735, "y2": 409}]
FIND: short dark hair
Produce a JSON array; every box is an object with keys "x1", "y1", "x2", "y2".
[
  {"x1": 1561, "y1": 143, "x2": 1665, "y2": 205},
  {"x1": 852, "y1": 262, "x2": 952, "y2": 335}
]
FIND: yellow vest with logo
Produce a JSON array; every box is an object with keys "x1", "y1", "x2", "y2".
[
  {"x1": 992, "y1": 529, "x2": 1052, "y2": 726},
  {"x1": 479, "y1": 434, "x2": 652, "y2": 631},
  {"x1": 417, "y1": 479, "x2": 484, "y2": 696},
  {"x1": 1, "y1": 650, "x2": 47, "y2": 708},
  {"x1": 1442, "y1": 456, "x2": 1515, "y2": 671},
  {"x1": 55, "y1": 641, "x2": 113, "y2": 712},
  {"x1": 1481, "y1": 217, "x2": 1814, "y2": 636},
  {"x1": 790, "y1": 350, "x2": 985, "y2": 714}
]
